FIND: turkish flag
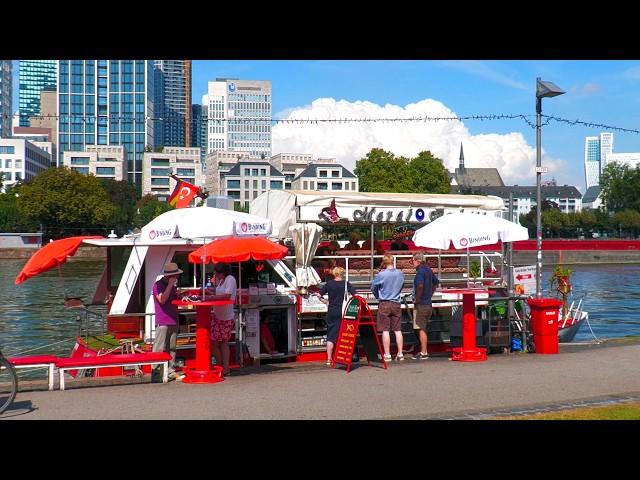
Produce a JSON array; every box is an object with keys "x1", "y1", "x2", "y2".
[{"x1": 168, "y1": 180, "x2": 200, "y2": 209}]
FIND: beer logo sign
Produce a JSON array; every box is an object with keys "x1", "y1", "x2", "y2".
[{"x1": 459, "y1": 237, "x2": 468, "y2": 247}]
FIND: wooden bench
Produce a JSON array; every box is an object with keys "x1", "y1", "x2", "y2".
[
  {"x1": 8, "y1": 355, "x2": 61, "y2": 391},
  {"x1": 55, "y1": 352, "x2": 172, "y2": 390}
]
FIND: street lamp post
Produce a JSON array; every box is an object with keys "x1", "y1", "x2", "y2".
[{"x1": 535, "y1": 77, "x2": 565, "y2": 298}]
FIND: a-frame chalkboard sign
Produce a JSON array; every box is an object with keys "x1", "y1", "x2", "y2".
[{"x1": 332, "y1": 295, "x2": 387, "y2": 373}]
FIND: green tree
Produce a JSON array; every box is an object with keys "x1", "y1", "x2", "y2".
[
  {"x1": 0, "y1": 183, "x2": 38, "y2": 232},
  {"x1": 234, "y1": 202, "x2": 250, "y2": 213},
  {"x1": 133, "y1": 194, "x2": 173, "y2": 227},
  {"x1": 354, "y1": 148, "x2": 411, "y2": 192},
  {"x1": 354, "y1": 148, "x2": 449, "y2": 193},
  {"x1": 600, "y1": 162, "x2": 640, "y2": 212},
  {"x1": 17, "y1": 167, "x2": 116, "y2": 238},
  {"x1": 612, "y1": 209, "x2": 640, "y2": 238},
  {"x1": 100, "y1": 178, "x2": 139, "y2": 235},
  {"x1": 576, "y1": 209, "x2": 597, "y2": 236},
  {"x1": 407, "y1": 151, "x2": 451, "y2": 194},
  {"x1": 542, "y1": 209, "x2": 566, "y2": 237}
]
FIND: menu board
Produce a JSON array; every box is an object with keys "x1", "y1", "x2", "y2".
[{"x1": 332, "y1": 296, "x2": 386, "y2": 373}]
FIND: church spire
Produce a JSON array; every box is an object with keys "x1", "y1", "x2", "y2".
[{"x1": 458, "y1": 142, "x2": 465, "y2": 172}]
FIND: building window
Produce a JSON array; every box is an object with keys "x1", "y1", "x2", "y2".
[
  {"x1": 351, "y1": 182, "x2": 356, "y2": 190},
  {"x1": 318, "y1": 182, "x2": 328, "y2": 191},
  {"x1": 0, "y1": 146, "x2": 15, "y2": 154},
  {"x1": 303, "y1": 181, "x2": 308, "y2": 190},
  {"x1": 319, "y1": 170, "x2": 327, "y2": 178},
  {"x1": 244, "y1": 180, "x2": 249, "y2": 189},
  {"x1": 71, "y1": 167, "x2": 89, "y2": 175},
  {"x1": 244, "y1": 168, "x2": 250, "y2": 176},
  {"x1": 332, "y1": 171, "x2": 340, "y2": 178},
  {"x1": 227, "y1": 180, "x2": 240, "y2": 189},
  {"x1": 261, "y1": 180, "x2": 266, "y2": 189},
  {"x1": 260, "y1": 168, "x2": 266, "y2": 176},
  {"x1": 70, "y1": 157, "x2": 90, "y2": 165},
  {"x1": 252, "y1": 168, "x2": 259, "y2": 176},
  {"x1": 5, "y1": 159, "x2": 12, "y2": 168},
  {"x1": 176, "y1": 168, "x2": 195, "y2": 177},
  {"x1": 151, "y1": 168, "x2": 170, "y2": 176},
  {"x1": 151, "y1": 159, "x2": 170, "y2": 167},
  {"x1": 151, "y1": 178, "x2": 170, "y2": 185},
  {"x1": 331, "y1": 182, "x2": 343, "y2": 190},
  {"x1": 270, "y1": 180, "x2": 283, "y2": 189},
  {"x1": 345, "y1": 182, "x2": 350, "y2": 191},
  {"x1": 253, "y1": 180, "x2": 258, "y2": 189},
  {"x1": 96, "y1": 167, "x2": 115, "y2": 176}
]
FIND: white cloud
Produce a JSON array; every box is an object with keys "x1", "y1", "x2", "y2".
[{"x1": 272, "y1": 97, "x2": 568, "y2": 185}]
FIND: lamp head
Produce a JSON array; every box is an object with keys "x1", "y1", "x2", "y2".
[{"x1": 536, "y1": 78, "x2": 565, "y2": 99}]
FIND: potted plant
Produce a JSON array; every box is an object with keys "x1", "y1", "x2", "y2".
[{"x1": 549, "y1": 265, "x2": 573, "y2": 320}]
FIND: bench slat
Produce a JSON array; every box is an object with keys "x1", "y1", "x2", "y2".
[{"x1": 56, "y1": 352, "x2": 171, "y2": 368}]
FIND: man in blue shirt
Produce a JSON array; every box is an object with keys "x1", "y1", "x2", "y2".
[
  {"x1": 371, "y1": 254, "x2": 406, "y2": 362},
  {"x1": 411, "y1": 252, "x2": 439, "y2": 360}
]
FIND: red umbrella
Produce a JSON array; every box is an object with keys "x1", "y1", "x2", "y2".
[
  {"x1": 15, "y1": 236, "x2": 103, "y2": 285},
  {"x1": 188, "y1": 237, "x2": 288, "y2": 264}
]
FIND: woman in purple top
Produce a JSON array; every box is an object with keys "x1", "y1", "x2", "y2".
[{"x1": 152, "y1": 262, "x2": 182, "y2": 380}]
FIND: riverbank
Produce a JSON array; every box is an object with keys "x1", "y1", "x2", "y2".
[{"x1": 3, "y1": 337, "x2": 639, "y2": 420}]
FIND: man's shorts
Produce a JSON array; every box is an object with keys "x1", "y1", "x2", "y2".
[
  {"x1": 377, "y1": 300, "x2": 402, "y2": 332},
  {"x1": 413, "y1": 304, "x2": 433, "y2": 330}
]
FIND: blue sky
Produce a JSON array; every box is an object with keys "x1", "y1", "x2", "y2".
[{"x1": 15, "y1": 60, "x2": 640, "y2": 191}]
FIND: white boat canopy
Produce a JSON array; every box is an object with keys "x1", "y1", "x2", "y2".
[{"x1": 250, "y1": 190, "x2": 505, "y2": 238}]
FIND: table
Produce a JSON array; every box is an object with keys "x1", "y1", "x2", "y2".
[
  {"x1": 172, "y1": 299, "x2": 233, "y2": 383},
  {"x1": 448, "y1": 290, "x2": 488, "y2": 362}
]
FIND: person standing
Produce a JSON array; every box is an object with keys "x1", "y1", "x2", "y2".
[
  {"x1": 152, "y1": 262, "x2": 183, "y2": 380},
  {"x1": 411, "y1": 253, "x2": 439, "y2": 360},
  {"x1": 315, "y1": 267, "x2": 357, "y2": 365},
  {"x1": 371, "y1": 254, "x2": 405, "y2": 362},
  {"x1": 209, "y1": 262, "x2": 237, "y2": 376}
]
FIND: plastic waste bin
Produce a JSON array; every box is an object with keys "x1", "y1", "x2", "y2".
[{"x1": 527, "y1": 298, "x2": 562, "y2": 354}]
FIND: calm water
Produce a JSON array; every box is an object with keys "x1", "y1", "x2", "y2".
[{"x1": 2, "y1": 259, "x2": 640, "y2": 358}]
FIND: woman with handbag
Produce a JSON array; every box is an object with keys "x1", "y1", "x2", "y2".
[{"x1": 314, "y1": 267, "x2": 357, "y2": 366}]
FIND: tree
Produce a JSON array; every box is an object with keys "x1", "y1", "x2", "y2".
[
  {"x1": 133, "y1": 194, "x2": 173, "y2": 227},
  {"x1": 600, "y1": 162, "x2": 640, "y2": 212},
  {"x1": 406, "y1": 151, "x2": 451, "y2": 194},
  {"x1": 612, "y1": 209, "x2": 640, "y2": 238},
  {"x1": 519, "y1": 200, "x2": 560, "y2": 238},
  {"x1": 17, "y1": 167, "x2": 117, "y2": 238},
  {"x1": 234, "y1": 202, "x2": 250, "y2": 213},
  {"x1": 0, "y1": 183, "x2": 38, "y2": 232},
  {"x1": 100, "y1": 178, "x2": 139, "y2": 235},
  {"x1": 354, "y1": 148, "x2": 449, "y2": 193},
  {"x1": 541, "y1": 209, "x2": 566, "y2": 237}
]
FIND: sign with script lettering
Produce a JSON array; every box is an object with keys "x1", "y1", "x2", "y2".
[{"x1": 332, "y1": 295, "x2": 386, "y2": 373}]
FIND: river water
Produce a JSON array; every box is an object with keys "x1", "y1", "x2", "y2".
[{"x1": 2, "y1": 259, "x2": 640, "y2": 358}]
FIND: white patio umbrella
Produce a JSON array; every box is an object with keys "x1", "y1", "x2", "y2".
[
  {"x1": 289, "y1": 223, "x2": 323, "y2": 289},
  {"x1": 412, "y1": 212, "x2": 529, "y2": 279},
  {"x1": 412, "y1": 213, "x2": 529, "y2": 250}
]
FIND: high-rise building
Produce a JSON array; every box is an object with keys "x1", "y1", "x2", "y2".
[
  {"x1": 584, "y1": 132, "x2": 613, "y2": 189},
  {"x1": 18, "y1": 60, "x2": 57, "y2": 127},
  {"x1": 28, "y1": 87, "x2": 58, "y2": 164},
  {"x1": 202, "y1": 78, "x2": 271, "y2": 158},
  {"x1": 154, "y1": 60, "x2": 191, "y2": 148},
  {"x1": 57, "y1": 60, "x2": 155, "y2": 185},
  {"x1": 0, "y1": 60, "x2": 11, "y2": 138}
]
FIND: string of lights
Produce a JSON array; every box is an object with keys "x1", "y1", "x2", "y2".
[{"x1": 6, "y1": 112, "x2": 640, "y2": 134}]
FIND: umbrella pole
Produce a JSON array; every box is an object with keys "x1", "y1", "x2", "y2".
[
  {"x1": 237, "y1": 261, "x2": 242, "y2": 366},
  {"x1": 467, "y1": 247, "x2": 470, "y2": 286}
]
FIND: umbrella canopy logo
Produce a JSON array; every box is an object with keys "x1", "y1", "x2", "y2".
[{"x1": 459, "y1": 237, "x2": 468, "y2": 247}]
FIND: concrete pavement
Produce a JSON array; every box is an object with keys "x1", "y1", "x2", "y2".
[{"x1": 2, "y1": 339, "x2": 639, "y2": 420}]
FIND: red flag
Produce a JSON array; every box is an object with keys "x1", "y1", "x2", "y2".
[{"x1": 168, "y1": 180, "x2": 200, "y2": 209}]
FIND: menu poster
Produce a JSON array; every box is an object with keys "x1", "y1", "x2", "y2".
[
  {"x1": 244, "y1": 309, "x2": 260, "y2": 357},
  {"x1": 333, "y1": 296, "x2": 386, "y2": 373}
]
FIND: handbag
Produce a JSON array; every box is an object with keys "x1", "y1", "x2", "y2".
[{"x1": 341, "y1": 280, "x2": 351, "y2": 317}]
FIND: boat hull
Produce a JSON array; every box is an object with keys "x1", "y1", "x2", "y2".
[{"x1": 558, "y1": 312, "x2": 588, "y2": 343}]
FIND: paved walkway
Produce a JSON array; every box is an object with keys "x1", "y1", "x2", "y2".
[{"x1": 2, "y1": 339, "x2": 639, "y2": 420}]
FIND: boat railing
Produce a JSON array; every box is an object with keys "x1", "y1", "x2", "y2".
[{"x1": 284, "y1": 250, "x2": 505, "y2": 286}]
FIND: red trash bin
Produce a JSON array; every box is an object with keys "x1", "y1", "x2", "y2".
[{"x1": 527, "y1": 298, "x2": 562, "y2": 354}]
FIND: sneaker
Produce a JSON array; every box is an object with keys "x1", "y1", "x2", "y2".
[
  {"x1": 412, "y1": 352, "x2": 430, "y2": 360},
  {"x1": 382, "y1": 354, "x2": 392, "y2": 362},
  {"x1": 396, "y1": 353, "x2": 405, "y2": 362}
]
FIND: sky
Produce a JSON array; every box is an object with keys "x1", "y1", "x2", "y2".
[{"x1": 15, "y1": 60, "x2": 640, "y2": 192}]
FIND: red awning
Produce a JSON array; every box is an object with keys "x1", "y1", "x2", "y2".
[
  {"x1": 188, "y1": 237, "x2": 288, "y2": 264},
  {"x1": 15, "y1": 236, "x2": 103, "y2": 285}
]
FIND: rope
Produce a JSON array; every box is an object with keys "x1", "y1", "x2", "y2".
[{"x1": 9, "y1": 338, "x2": 76, "y2": 357}]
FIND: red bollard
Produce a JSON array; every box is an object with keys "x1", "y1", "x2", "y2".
[{"x1": 451, "y1": 292, "x2": 487, "y2": 362}]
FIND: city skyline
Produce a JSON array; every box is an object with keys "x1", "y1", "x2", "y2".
[{"x1": 12, "y1": 60, "x2": 640, "y2": 191}]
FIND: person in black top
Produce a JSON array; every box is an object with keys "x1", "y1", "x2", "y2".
[{"x1": 314, "y1": 266, "x2": 357, "y2": 365}]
